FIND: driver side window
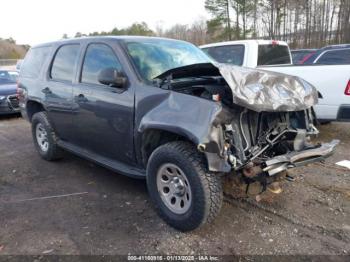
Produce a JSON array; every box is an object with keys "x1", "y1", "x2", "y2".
[{"x1": 81, "y1": 43, "x2": 122, "y2": 85}]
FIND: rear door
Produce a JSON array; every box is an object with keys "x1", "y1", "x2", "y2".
[
  {"x1": 44, "y1": 44, "x2": 80, "y2": 141},
  {"x1": 71, "y1": 42, "x2": 135, "y2": 165}
]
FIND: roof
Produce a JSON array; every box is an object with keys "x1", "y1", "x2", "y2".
[
  {"x1": 291, "y1": 49, "x2": 317, "y2": 52},
  {"x1": 200, "y1": 39, "x2": 289, "y2": 49},
  {"x1": 32, "y1": 35, "x2": 187, "y2": 48},
  {"x1": 302, "y1": 44, "x2": 350, "y2": 64},
  {"x1": 321, "y1": 44, "x2": 350, "y2": 50}
]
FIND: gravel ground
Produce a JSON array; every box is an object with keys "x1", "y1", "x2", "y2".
[{"x1": 0, "y1": 115, "x2": 349, "y2": 257}]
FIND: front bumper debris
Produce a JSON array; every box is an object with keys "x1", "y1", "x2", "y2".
[
  {"x1": 0, "y1": 95, "x2": 20, "y2": 115},
  {"x1": 262, "y1": 140, "x2": 339, "y2": 176}
]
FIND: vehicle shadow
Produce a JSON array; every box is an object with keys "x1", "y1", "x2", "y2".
[{"x1": 0, "y1": 113, "x2": 22, "y2": 121}]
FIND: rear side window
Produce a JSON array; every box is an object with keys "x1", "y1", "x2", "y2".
[
  {"x1": 316, "y1": 49, "x2": 350, "y2": 65},
  {"x1": 258, "y1": 45, "x2": 291, "y2": 65},
  {"x1": 51, "y1": 44, "x2": 80, "y2": 82},
  {"x1": 202, "y1": 45, "x2": 244, "y2": 65},
  {"x1": 81, "y1": 43, "x2": 122, "y2": 85},
  {"x1": 21, "y1": 46, "x2": 51, "y2": 78}
]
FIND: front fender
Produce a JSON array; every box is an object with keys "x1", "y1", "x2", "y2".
[{"x1": 136, "y1": 91, "x2": 232, "y2": 172}]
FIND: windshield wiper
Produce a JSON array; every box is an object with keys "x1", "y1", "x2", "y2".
[{"x1": 154, "y1": 75, "x2": 222, "y2": 90}]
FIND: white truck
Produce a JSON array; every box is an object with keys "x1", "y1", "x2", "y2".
[{"x1": 200, "y1": 40, "x2": 350, "y2": 122}]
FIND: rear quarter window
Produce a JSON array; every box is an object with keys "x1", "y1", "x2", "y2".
[
  {"x1": 316, "y1": 49, "x2": 350, "y2": 65},
  {"x1": 20, "y1": 46, "x2": 51, "y2": 78},
  {"x1": 258, "y1": 44, "x2": 291, "y2": 65},
  {"x1": 202, "y1": 45, "x2": 244, "y2": 66}
]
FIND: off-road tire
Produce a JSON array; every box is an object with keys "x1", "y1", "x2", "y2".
[
  {"x1": 146, "y1": 141, "x2": 223, "y2": 231},
  {"x1": 31, "y1": 111, "x2": 63, "y2": 161}
]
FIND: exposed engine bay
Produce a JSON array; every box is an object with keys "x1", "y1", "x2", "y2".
[
  {"x1": 155, "y1": 63, "x2": 338, "y2": 195},
  {"x1": 160, "y1": 75, "x2": 328, "y2": 169}
]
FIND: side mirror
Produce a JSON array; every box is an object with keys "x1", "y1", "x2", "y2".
[{"x1": 98, "y1": 68, "x2": 127, "y2": 88}]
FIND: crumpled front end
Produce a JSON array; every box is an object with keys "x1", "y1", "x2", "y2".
[
  {"x1": 207, "y1": 63, "x2": 337, "y2": 195},
  {"x1": 216, "y1": 63, "x2": 319, "y2": 112},
  {"x1": 222, "y1": 108, "x2": 338, "y2": 170},
  {"x1": 218, "y1": 107, "x2": 339, "y2": 196},
  {"x1": 152, "y1": 62, "x2": 338, "y2": 195}
]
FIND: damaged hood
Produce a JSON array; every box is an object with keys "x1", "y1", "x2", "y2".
[
  {"x1": 155, "y1": 63, "x2": 318, "y2": 112},
  {"x1": 216, "y1": 63, "x2": 318, "y2": 112}
]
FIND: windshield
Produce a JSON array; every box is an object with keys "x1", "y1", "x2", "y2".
[{"x1": 124, "y1": 39, "x2": 211, "y2": 82}]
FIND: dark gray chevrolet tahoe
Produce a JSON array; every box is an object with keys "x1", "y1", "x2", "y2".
[{"x1": 18, "y1": 36, "x2": 338, "y2": 231}]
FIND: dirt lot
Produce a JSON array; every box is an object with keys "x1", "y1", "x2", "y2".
[{"x1": 0, "y1": 115, "x2": 349, "y2": 257}]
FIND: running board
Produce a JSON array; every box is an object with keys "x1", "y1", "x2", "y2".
[{"x1": 57, "y1": 140, "x2": 146, "y2": 179}]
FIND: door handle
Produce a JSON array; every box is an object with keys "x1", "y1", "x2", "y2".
[
  {"x1": 42, "y1": 87, "x2": 52, "y2": 94},
  {"x1": 76, "y1": 94, "x2": 88, "y2": 103}
]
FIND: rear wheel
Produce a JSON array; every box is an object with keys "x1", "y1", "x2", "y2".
[
  {"x1": 146, "y1": 141, "x2": 223, "y2": 231},
  {"x1": 31, "y1": 112, "x2": 63, "y2": 161}
]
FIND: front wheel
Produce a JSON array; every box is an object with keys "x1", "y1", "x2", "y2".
[{"x1": 146, "y1": 141, "x2": 223, "y2": 231}]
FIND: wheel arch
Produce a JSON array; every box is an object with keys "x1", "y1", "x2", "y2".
[
  {"x1": 138, "y1": 123, "x2": 231, "y2": 173},
  {"x1": 140, "y1": 127, "x2": 203, "y2": 168},
  {"x1": 26, "y1": 100, "x2": 46, "y2": 122}
]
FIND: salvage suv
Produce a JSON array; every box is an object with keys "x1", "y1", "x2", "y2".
[{"x1": 18, "y1": 36, "x2": 338, "y2": 231}]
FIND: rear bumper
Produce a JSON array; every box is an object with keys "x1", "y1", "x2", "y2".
[{"x1": 262, "y1": 140, "x2": 339, "y2": 176}]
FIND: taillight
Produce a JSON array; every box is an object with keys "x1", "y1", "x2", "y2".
[
  {"x1": 16, "y1": 81, "x2": 24, "y2": 100},
  {"x1": 272, "y1": 40, "x2": 279, "y2": 46},
  {"x1": 345, "y1": 80, "x2": 350, "y2": 96}
]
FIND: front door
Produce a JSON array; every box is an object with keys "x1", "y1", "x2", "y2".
[{"x1": 72, "y1": 43, "x2": 135, "y2": 165}]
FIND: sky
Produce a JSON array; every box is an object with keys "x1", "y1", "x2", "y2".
[{"x1": 0, "y1": 0, "x2": 208, "y2": 46}]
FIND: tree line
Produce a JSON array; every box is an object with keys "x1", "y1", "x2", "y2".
[
  {"x1": 205, "y1": 0, "x2": 350, "y2": 48},
  {"x1": 0, "y1": 38, "x2": 30, "y2": 59},
  {"x1": 64, "y1": 21, "x2": 209, "y2": 46},
  {"x1": 65, "y1": 0, "x2": 350, "y2": 49}
]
